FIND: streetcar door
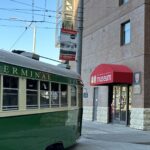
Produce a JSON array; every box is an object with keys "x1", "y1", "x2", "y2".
[{"x1": 93, "y1": 87, "x2": 98, "y2": 121}]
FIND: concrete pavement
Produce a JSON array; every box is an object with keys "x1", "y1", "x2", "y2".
[{"x1": 68, "y1": 120, "x2": 150, "y2": 150}]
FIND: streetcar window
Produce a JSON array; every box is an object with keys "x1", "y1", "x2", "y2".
[
  {"x1": 61, "y1": 84, "x2": 68, "y2": 107},
  {"x1": 51, "y1": 83, "x2": 59, "y2": 107},
  {"x1": 71, "y1": 85, "x2": 77, "y2": 106},
  {"x1": 40, "y1": 81, "x2": 49, "y2": 108},
  {"x1": 26, "y1": 79, "x2": 38, "y2": 109},
  {"x1": 3, "y1": 75, "x2": 19, "y2": 110},
  {"x1": 27, "y1": 79, "x2": 38, "y2": 90}
]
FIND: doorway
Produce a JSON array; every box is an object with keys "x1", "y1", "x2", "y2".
[
  {"x1": 111, "y1": 85, "x2": 131, "y2": 125},
  {"x1": 93, "y1": 87, "x2": 98, "y2": 121}
]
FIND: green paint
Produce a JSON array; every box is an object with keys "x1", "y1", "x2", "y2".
[
  {"x1": 0, "y1": 109, "x2": 83, "y2": 150},
  {"x1": 0, "y1": 62, "x2": 78, "y2": 84}
]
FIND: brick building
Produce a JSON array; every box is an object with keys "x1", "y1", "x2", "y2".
[{"x1": 80, "y1": 0, "x2": 150, "y2": 130}]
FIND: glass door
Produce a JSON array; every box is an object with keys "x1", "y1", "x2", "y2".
[
  {"x1": 120, "y1": 86, "x2": 127, "y2": 122},
  {"x1": 112, "y1": 85, "x2": 129, "y2": 124},
  {"x1": 112, "y1": 86, "x2": 121, "y2": 122},
  {"x1": 128, "y1": 86, "x2": 132, "y2": 125}
]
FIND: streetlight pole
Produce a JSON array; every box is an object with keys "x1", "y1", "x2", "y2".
[{"x1": 77, "y1": 0, "x2": 84, "y2": 75}]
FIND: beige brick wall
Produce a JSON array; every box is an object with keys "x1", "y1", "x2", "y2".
[
  {"x1": 130, "y1": 108, "x2": 150, "y2": 130},
  {"x1": 70, "y1": 0, "x2": 150, "y2": 130},
  {"x1": 82, "y1": 0, "x2": 145, "y2": 109}
]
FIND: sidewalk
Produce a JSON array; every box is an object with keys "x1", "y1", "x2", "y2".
[
  {"x1": 68, "y1": 120, "x2": 150, "y2": 149},
  {"x1": 82, "y1": 120, "x2": 150, "y2": 145}
]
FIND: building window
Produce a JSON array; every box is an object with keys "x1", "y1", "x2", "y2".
[
  {"x1": 26, "y1": 79, "x2": 38, "y2": 109},
  {"x1": 119, "y1": 0, "x2": 128, "y2": 5},
  {"x1": 60, "y1": 84, "x2": 68, "y2": 107},
  {"x1": 3, "y1": 75, "x2": 19, "y2": 110},
  {"x1": 121, "y1": 21, "x2": 131, "y2": 45},
  {"x1": 51, "y1": 83, "x2": 59, "y2": 107},
  {"x1": 40, "y1": 81, "x2": 49, "y2": 108},
  {"x1": 71, "y1": 85, "x2": 77, "y2": 106}
]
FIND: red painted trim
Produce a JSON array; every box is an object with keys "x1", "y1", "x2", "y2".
[
  {"x1": 59, "y1": 54, "x2": 76, "y2": 61},
  {"x1": 61, "y1": 28, "x2": 77, "y2": 34}
]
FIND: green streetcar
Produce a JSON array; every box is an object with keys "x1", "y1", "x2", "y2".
[{"x1": 0, "y1": 50, "x2": 83, "y2": 150}]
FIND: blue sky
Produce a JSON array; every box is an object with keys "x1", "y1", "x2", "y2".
[{"x1": 0, "y1": 0, "x2": 60, "y2": 65}]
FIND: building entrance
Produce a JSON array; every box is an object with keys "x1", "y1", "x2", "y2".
[{"x1": 111, "y1": 85, "x2": 132, "y2": 125}]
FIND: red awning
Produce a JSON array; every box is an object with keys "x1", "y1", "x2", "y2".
[{"x1": 90, "y1": 64, "x2": 133, "y2": 86}]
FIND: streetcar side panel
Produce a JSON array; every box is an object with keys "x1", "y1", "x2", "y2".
[{"x1": 0, "y1": 53, "x2": 83, "y2": 150}]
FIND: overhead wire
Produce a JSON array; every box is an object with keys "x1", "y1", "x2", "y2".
[
  {"x1": 0, "y1": 7, "x2": 50, "y2": 12},
  {"x1": 0, "y1": 7, "x2": 83, "y2": 15},
  {"x1": 9, "y1": 0, "x2": 84, "y2": 16},
  {"x1": 0, "y1": 0, "x2": 85, "y2": 64},
  {"x1": 0, "y1": 24, "x2": 58, "y2": 29},
  {"x1": 9, "y1": 23, "x2": 32, "y2": 51},
  {"x1": 43, "y1": 0, "x2": 47, "y2": 21},
  {"x1": 0, "y1": 8, "x2": 53, "y2": 18},
  {"x1": 0, "y1": 17, "x2": 56, "y2": 24},
  {"x1": 9, "y1": 0, "x2": 57, "y2": 13},
  {"x1": 0, "y1": 6, "x2": 83, "y2": 21},
  {"x1": 0, "y1": 7, "x2": 55, "y2": 20},
  {"x1": 0, "y1": 0, "x2": 59, "y2": 63},
  {"x1": 32, "y1": 0, "x2": 34, "y2": 21},
  {"x1": 10, "y1": 0, "x2": 88, "y2": 14},
  {"x1": 0, "y1": 0, "x2": 84, "y2": 29}
]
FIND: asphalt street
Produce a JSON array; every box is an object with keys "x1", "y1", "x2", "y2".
[{"x1": 68, "y1": 121, "x2": 150, "y2": 150}]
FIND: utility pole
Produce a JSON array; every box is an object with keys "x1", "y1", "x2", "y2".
[
  {"x1": 77, "y1": 0, "x2": 84, "y2": 75},
  {"x1": 32, "y1": 25, "x2": 36, "y2": 53}
]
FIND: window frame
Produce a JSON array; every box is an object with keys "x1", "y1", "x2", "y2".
[
  {"x1": 0, "y1": 74, "x2": 77, "y2": 111},
  {"x1": 26, "y1": 79, "x2": 38, "y2": 109},
  {"x1": 71, "y1": 85, "x2": 77, "y2": 106},
  {"x1": 2, "y1": 75, "x2": 19, "y2": 111},
  {"x1": 60, "y1": 84, "x2": 68, "y2": 107},
  {"x1": 40, "y1": 81, "x2": 50, "y2": 108},
  {"x1": 51, "y1": 82, "x2": 60, "y2": 107},
  {"x1": 119, "y1": 0, "x2": 128, "y2": 6},
  {"x1": 121, "y1": 20, "x2": 131, "y2": 46}
]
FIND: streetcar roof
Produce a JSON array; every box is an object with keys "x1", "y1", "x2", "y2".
[{"x1": 0, "y1": 49, "x2": 80, "y2": 80}]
